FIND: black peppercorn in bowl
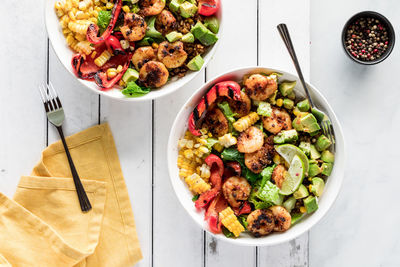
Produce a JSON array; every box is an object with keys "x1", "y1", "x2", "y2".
[{"x1": 342, "y1": 11, "x2": 395, "y2": 65}]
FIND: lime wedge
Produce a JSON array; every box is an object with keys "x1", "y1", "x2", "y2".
[
  {"x1": 279, "y1": 155, "x2": 305, "y2": 195},
  {"x1": 275, "y1": 144, "x2": 309, "y2": 174}
]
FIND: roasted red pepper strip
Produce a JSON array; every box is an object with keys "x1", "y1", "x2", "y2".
[
  {"x1": 105, "y1": 35, "x2": 125, "y2": 55},
  {"x1": 204, "y1": 194, "x2": 227, "y2": 234},
  {"x1": 195, "y1": 154, "x2": 224, "y2": 210},
  {"x1": 86, "y1": 0, "x2": 122, "y2": 44},
  {"x1": 198, "y1": 0, "x2": 220, "y2": 16},
  {"x1": 223, "y1": 161, "x2": 241, "y2": 179},
  {"x1": 188, "y1": 81, "x2": 241, "y2": 136},
  {"x1": 94, "y1": 52, "x2": 132, "y2": 89},
  {"x1": 233, "y1": 201, "x2": 252, "y2": 216}
]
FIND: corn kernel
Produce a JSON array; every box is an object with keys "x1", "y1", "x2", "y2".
[
  {"x1": 117, "y1": 65, "x2": 123, "y2": 73},
  {"x1": 120, "y1": 40, "x2": 130, "y2": 49},
  {"x1": 276, "y1": 98, "x2": 283, "y2": 107},
  {"x1": 198, "y1": 146, "x2": 209, "y2": 154},
  {"x1": 186, "y1": 140, "x2": 194, "y2": 149},
  {"x1": 300, "y1": 206, "x2": 306, "y2": 213},
  {"x1": 208, "y1": 132, "x2": 212, "y2": 137},
  {"x1": 91, "y1": 51, "x2": 97, "y2": 58},
  {"x1": 107, "y1": 68, "x2": 117, "y2": 79},
  {"x1": 273, "y1": 154, "x2": 281, "y2": 164},
  {"x1": 152, "y1": 42, "x2": 159, "y2": 49},
  {"x1": 200, "y1": 128, "x2": 208, "y2": 135},
  {"x1": 178, "y1": 139, "x2": 187, "y2": 149},
  {"x1": 122, "y1": 5, "x2": 130, "y2": 13},
  {"x1": 106, "y1": 2, "x2": 114, "y2": 9},
  {"x1": 119, "y1": 79, "x2": 125, "y2": 87},
  {"x1": 184, "y1": 149, "x2": 194, "y2": 159},
  {"x1": 213, "y1": 143, "x2": 224, "y2": 153},
  {"x1": 293, "y1": 108, "x2": 300, "y2": 116}
]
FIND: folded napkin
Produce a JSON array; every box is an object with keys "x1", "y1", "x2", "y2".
[{"x1": 0, "y1": 123, "x2": 142, "y2": 266}]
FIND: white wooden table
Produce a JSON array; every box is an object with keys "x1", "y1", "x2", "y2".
[{"x1": 2, "y1": 0, "x2": 400, "y2": 266}]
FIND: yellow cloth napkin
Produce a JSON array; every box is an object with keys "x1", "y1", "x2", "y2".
[{"x1": 0, "y1": 123, "x2": 142, "y2": 266}]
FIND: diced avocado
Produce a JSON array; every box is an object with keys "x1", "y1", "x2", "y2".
[
  {"x1": 268, "y1": 90, "x2": 278, "y2": 104},
  {"x1": 191, "y1": 21, "x2": 208, "y2": 38},
  {"x1": 308, "y1": 163, "x2": 321, "y2": 177},
  {"x1": 321, "y1": 162, "x2": 333, "y2": 176},
  {"x1": 291, "y1": 213, "x2": 304, "y2": 225},
  {"x1": 300, "y1": 113, "x2": 320, "y2": 133},
  {"x1": 279, "y1": 81, "x2": 296, "y2": 96},
  {"x1": 204, "y1": 16, "x2": 220, "y2": 34},
  {"x1": 169, "y1": 0, "x2": 185, "y2": 12},
  {"x1": 145, "y1": 16, "x2": 164, "y2": 40},
  {"x1": 187, "y1": 54, "x2": 204, "y2": 71},
  {"x1": 292, "y1": 117, "x2": 304, "y2": 131},
  {"x1": 293, "y1": 184, "x2": 309, "y2": 199},
  {"x1": 187, "y1": 0, "x2": 197, "y2": 4},
  {"x1": 304, "y1": 195, "x2": 318, "y2": 213},
  {"x1": 283, "y1": 196, "x2": 296, "y2": 212},
  {"x1": 181, "y1": 32, "x2": 195, "y2": 43},
  {"x1": 310, "y1": 177, "x2": 325, "y2": 197},
  {"x1": 316, "y1": 134, "x2": 332, "y2": 151},
  {"x1": 299, "y1": 141, "x2": 311, "y2": 157},
  {"x1": 321, "y1": 150, "x2": 335, "y2": 163},
  {"x1": 199, "y1": 31, "x2": 218, "y2": 46},
  {"x1": 283, "y1": 98, "x2": 294, "y2": 109},
  {"x1": 273, "y1": 129, "x2": 298, "y2": 144},
  {"x1": 191, "y1": 21, "x2": 218, "y2": 46},
  {"x1": 122, "y1": 68, "x2": 139, "y2": 84},
  {"x1": 297, "y1": 99, "x2": 310, "y2": 112},
  {"x1": 180, "y1": 1, "x2": 198, "y2": 18},
  {"x1": 309, "y1": 130, "x2": 320, "y2": 137},
  {"x1": 166, "y1": 31, "x2": 183, "y2": 42},
  {"x1": 310, "y1": 144, "x2": 321, "y2": 159},
  {"x1": 287, "y1": 91, "x2": 296, "y2": 100}
]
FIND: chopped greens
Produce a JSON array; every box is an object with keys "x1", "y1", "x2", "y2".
[
  {"x1": 192, "y1": 194, "x2": 200, "y2": 201},
  {"x1": 121, "y1": 82, "x2": 151, "y2": 97},
  {"x1": 222, "y1": 226, "x2": 235, "y2": 238},
  {"x1": 97, "y1": 10, "x2": 111, "y2": 31},
  {"x1": 238, "y1": 215, "x2": 248, "y2": 230},
  {"x1": 257, "y1": 181, "x2": 284, "y2": 206},
  {"x1": 257, "y1": 101, "x2": 272, "y2": 117},
  {"x1": 218, "y1": 102, "x2": 237, "y2": 123},
  {"x1": 205, "y1": 138, "x2": 219, "y2": 149}
]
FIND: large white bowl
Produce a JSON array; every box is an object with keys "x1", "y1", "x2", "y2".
[
  {"x1": 168, "y1": 67, "x2": 345, "y2": 246},
  {"x1": 45, "y1": 1, "x2": 222, "y2": 101}
]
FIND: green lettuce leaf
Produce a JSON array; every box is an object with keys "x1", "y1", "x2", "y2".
[
  {"x1": 217, "y1": 102, "x2": 237, "y2": 123},
  {"x1": 257, "y1": 181, "x2": 284, "y2": 206},
  {"x1": 260, "y1": 164, "x2": 276, "y2": 189},
  {"x1": 121, "y1": 82, "x2": 151, "y2": 97},
  {"x1": 257, "y1": 101, "x2": 272, "y2": 117},
  {"x1": 97, "y1": 10, "x2": 111, "y2": 31}
]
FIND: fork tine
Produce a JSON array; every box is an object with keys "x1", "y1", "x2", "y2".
[
  {"x1": 41, "y1": 84, "x2": 54, "y2": 111},
  {"x1": 38, "y1": 84, "x2": 51, "y2": 112},
  {"x1": 46, "y1": 83, "x2": 58, "y2": 110},
  {"x1": 49, "y1": 82, "x2": 63, "y2": 108},
  {"x1": 320, "y1": 121, "x2": 328, "y2": 136}
]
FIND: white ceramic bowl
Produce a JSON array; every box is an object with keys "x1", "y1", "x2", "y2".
[
  {"x1": 168, "y1": 67, "x2": 345, "y2": 246},
  {"x1": 45, "y1": 1, "x2": 222, "y2": 101}
]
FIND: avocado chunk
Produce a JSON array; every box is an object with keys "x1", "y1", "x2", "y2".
[
  {"x1": 299, "y1": 141, "x2": 311, "y2": 157},
  {"x1": 187, "y1": 0, "x2": 197, "y2": 4},
  {"x1": 300, "y1": 113, "x2": 320, "y2": 133},
  {"x1": 292, "y1": 117, "x2": 303, "y2": 131},
  {"x1": 310, "y1": 177, "x2": 325, "y2": 197},
  {"x1": 297, "y1": 99, "x2": 310, "y2": 112},
  {"x1": 291, "y1": 213, "x2": 304, "y2": 225},
  {"x1": 310, "y1": 144, "x2": 321, "y2": 160},
  {"x1": 180, "y1": 1, "x2": 198, "y2": 18},
  {"x1": 191, "y1": 21, "x2": 218, "y2": 46},
  {"x1": 293, "y1": 184, "x2": 309, "y2": 199},
  {"x1": 181, "y1": 32, "x2": 195, "y2": 43},
  {"x1": 166, "y1": 31, "x2": 183, "y2": 42},
  {"x1": 321, "y1": 150, "x2": 335, "y2": 163},
  {"x1": 273, "y1": 129, "x2": 298, "y2": 144},
  {"x1": 287, "y1": 91, "x2": 296, "y2": 100},
  {"x1": 316, "y1": 134, "x2": 332, "y2": 151},
  {"x1": 304, "y1": 195, "x2": 318, "y2": 213},
  {"x1": 308, "y1": 163, "x2": 321, "y2": 177},
  {"x1": 321, "y1": 162, "x2": 333, "y2": 176},
  {"x1": 145, "y1": 16, "x2": 164, "y2": 41},
  {"x1": 283, "y1": 98, "x2": 294, "y2": 109},
  {"x1": 204, "y1": 16, "x2": 220, "y2": 34},
  {"x1": 187, "y1": 54, "x2": 204, "y2": 71},
  {"x1": 169, "y1": 0, "x2": 185, "y2": 12},
  {"x1": 279, "y1": 81, "x2": 296, "y2": 96},
  {"x1": 283, "y1": 196, "x2": 296, "y2": 212},
  {"x1": 122, "y1": 68, "x2": 139, "y2": 84}
]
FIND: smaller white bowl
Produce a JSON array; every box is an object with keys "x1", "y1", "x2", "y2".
[
  {"x1": 167, "y1": 67, "x2": 345, "y2": 246},
  {"x1": 45, "y1": 0, "x2": 222, "y2": 101}
]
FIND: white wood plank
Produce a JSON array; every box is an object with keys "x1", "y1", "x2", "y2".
[
  {"x1": 0, "y1": 0, "x2": 47, "y2": 197},
  {"x1": 258, "y1": 1, "x2": 310, "y2": 266},
  {"x1": 153, "y1": 72, "x2": 205, "y2": 267},
  {"x1": 205, "y1": 1, "x2": 258, "y2": 266},
  {"x1": 100, "y1": 99, "x2": 153, "y2": 267}
]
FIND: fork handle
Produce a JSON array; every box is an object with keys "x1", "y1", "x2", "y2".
[
  {"x1": 56, "y1": 126, "x2": 92, "y2": 212},
  {"x1": 277, "y1": 23, "x2": 315, "y2": 108}
]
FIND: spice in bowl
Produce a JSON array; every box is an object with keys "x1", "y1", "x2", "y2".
[{"x1": 345, "y1": 17, "x2": 390, "y2": 61}]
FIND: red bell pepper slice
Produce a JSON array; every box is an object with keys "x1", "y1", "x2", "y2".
[
  {"x1": 204, "y1": 194, "x2": 227, "y2": 234},
  {"x1": 105, "y1": 35, "x2": 125, "y2": 55},
  {"x1": 188, "y1": 81, "x2": 241, "y2": 136},
  {"x1": 223, "y1": 161, "x2": 241, "y2": 179},
  {"x1": 195, "y1": 154, "x2": 224, "y2": 210},
  {"x1": 198, "y1": 0, "x2": 220, "y2": 16},
  {"x1": 233, "y1": 201, "x2": 252, "y2": 216},
  {"x1": 86, "y1": 0, "x2": 122, "y2": 44}
]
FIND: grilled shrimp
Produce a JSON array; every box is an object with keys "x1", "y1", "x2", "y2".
[
  {"x1": 131, "y1": 46, "x2": 156, "y2": 70},
  {"x1": 262, "y1": 107, "x2": 292, "y2": 134},
  {"x1": 227, "y1": 91, "x2": 251, "y2": 117},
  {"x1": 244, "y1": 74, "x2": 278, "y2": 101},
  {"x1": 139, "y1": 61, "x2": 169, "y2": 88},
  {"x1": 222, "y1": 176, "x2": 251, "y2": 208},
  {"x1": 270, "y1": 205, "x2": 291, "y2": 232},
  {"x1": 202, "y1": 108, "x2": 229, "y2": 137},
  {"x1": 157, "y1": 41, "x2": 188, "y2": 68},
  {"x1": 271, "y1": 164, "x2": 286, "y2": 189},
  {"x1": 247, "y1": 209, "x2": 275, "y2": 237},
  {"x1": 139, "y1": 0, "x2": 165, "y2": 17},
  {"x1": 156, "y1": 10, "x2": 176, "y2": 34},
  {"x1": 237, "y1": 126, "x2": 264, "y2": 153},
  {"x1": 121, "y1": 13, "x2": 147, "y2": 42},
  {"x1": 244, "y1": 141, "x2": 275, "y2": 174}
]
